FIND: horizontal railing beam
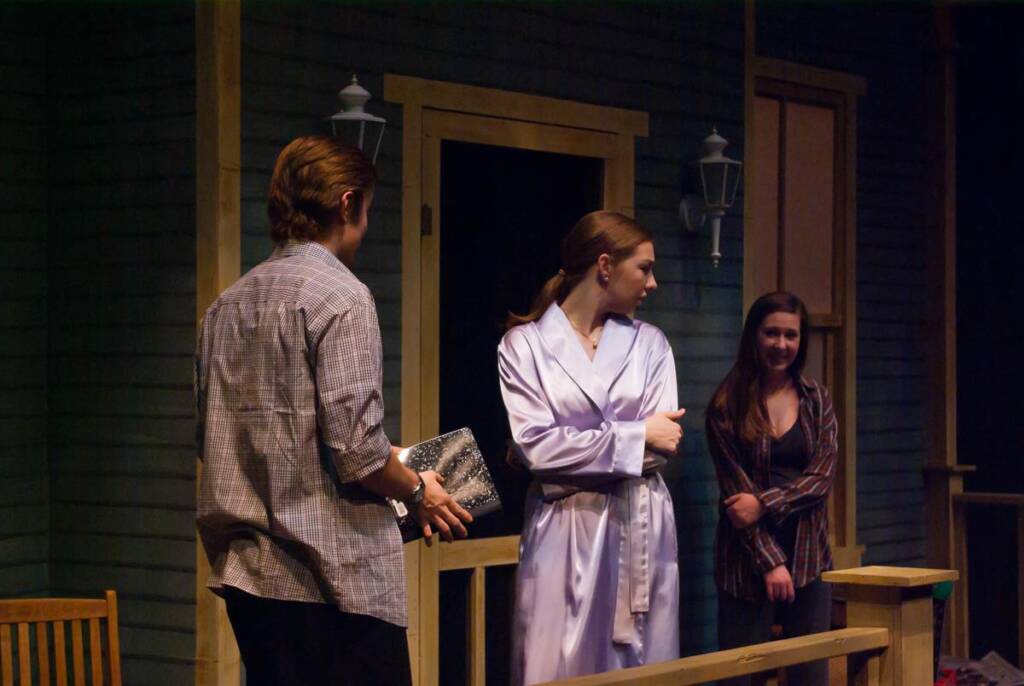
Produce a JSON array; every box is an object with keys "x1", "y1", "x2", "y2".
[
  {"x1": 439, "y1": 535, "x2": 520, "y2": 571},
  {"x1": 537, "y1": 627, "x2": 889, "y2": 686},
  {"x1": 953, "y1": 492, "x2": 1024, "y2": 507}
]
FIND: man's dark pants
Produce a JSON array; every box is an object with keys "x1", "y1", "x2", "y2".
[{"x1": 223, "y1": 586, "x2": 413, "y2": 686}]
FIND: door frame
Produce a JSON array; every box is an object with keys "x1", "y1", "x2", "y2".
[{"x1": 383, "y1": 74, "x2": 647, "y2": 686}]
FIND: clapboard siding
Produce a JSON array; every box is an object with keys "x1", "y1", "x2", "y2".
[
  {"x1": 241, "y1": 3, "x2": 744, "y2": 657},
  {"x1": 0, "y1": 4, "x2": 49, "y2": 599},
  {"x1": 757, "y1": 4, "x2": 934, "y2": 567},
  {"x1": 44, "y1": 5, "x2": 196, "y2": 684}
]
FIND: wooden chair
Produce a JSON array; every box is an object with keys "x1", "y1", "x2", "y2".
[{"x1": 0, "y1": 590, "x2": 121, "y2": 686}]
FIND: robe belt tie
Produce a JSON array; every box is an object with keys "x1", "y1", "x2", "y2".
[{"x1": 612, "y1": 476, "x2": 652, "y2": 645}]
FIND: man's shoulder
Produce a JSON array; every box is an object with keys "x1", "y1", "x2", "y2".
[
  {"x1": 285, "y1": 254, "x2": 372, "y2": 309},
  {"x1": 213, "y1": 250, "x2": 372, "y2": 313}
]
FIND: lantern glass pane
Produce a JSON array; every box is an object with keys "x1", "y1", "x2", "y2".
[
  {"x1": 332, "y1": 120, "x2": 385, "y2": 162},
  {"x1": 726, "y1": 162, "x2": 742, "y2": 206},
  {"x1": 702, "y1": 161, "x2": 727, "y2": 207}
]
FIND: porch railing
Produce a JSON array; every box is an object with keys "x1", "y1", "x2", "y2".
[
  {"x1": 432, "y1": 535, "x2": 957, "y2": 686},
  {"x1": 437, "y1": 535, "x2": 520, "y2": 686}
]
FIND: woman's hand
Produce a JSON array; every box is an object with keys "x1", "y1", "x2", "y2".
[
  {"x1": 414, "y1": 471, "x2": 474, "y2": 546},
  {"x1": 723, "y1": 492, "x2": 765, "y2": 529},
  {"x1": 764, "y1": 564, "x2": 795, "y2": 603},
  {"x1": 644, "y1": 408, "x2": 686, "y2": 455}
]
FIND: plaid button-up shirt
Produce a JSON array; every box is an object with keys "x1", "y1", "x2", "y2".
[
  {"x1": 195, "y1": 241, "x2": 405, "y2": 627},
  {"x1": 706, "y1": 377, "x2": 838, "y2": 602}
]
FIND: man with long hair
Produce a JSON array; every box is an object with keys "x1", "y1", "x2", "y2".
[{"x1": 195, "y1": 136, "x2": 471, "y2": 685}]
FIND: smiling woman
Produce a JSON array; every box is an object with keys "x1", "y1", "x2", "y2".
[{"x1": 705, "y1": 291, "x2": 838, "y2": 686}]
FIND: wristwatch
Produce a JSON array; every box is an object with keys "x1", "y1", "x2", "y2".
[{"x1": 403, "y1": 473, "x2": 426, "y2": 507}]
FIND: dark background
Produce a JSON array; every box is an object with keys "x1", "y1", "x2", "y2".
[{"x1": 956, "y1": 3, "x2": 1024, "y2": 665}]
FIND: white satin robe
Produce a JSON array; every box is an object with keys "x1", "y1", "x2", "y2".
[{"x1": 498, "y1": 303, "x2": 680, "y2": 686}]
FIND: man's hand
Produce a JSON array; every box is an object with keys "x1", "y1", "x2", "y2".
[
  {"x1": 723, "y1": 492, "x2": 764, "y2": 529},
  {"x1": 414, "y1": 471, "x2": 473, "y2": 546},
  {"x1": 764, "y1": 564, "x2": 795, "y2": 603}
]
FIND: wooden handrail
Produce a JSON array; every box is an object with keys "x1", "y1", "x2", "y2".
[
  {"x1": 439, "y1": 535, "x2": 520, "y2": 571},
  {"x1": 953, "y1": 492, "x2": 1024, "y2": 506},
  {"x1": 537, "y1": 628, "x2": 889, "y2": 686}
]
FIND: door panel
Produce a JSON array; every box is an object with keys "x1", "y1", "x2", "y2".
[
  {"x1": 752, "y1": 95, "x2": 781, "y2": 291},
  {"x1": 748, "y1": 73, "x2": 859, "y2": 562},
  {"x1": 782, "y1": 102, "x2": 836, "y2": 317}
]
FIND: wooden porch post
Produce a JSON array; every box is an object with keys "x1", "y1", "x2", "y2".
[
  {"x1": 922, "y1": 6, "x2": 976, "y2": 658},
  {"x1": 195, "y1": 1, "x2": 242, "y2": 684},
  {"x1": 824, "y1": 566, "x2": 959, "y2": 686}
]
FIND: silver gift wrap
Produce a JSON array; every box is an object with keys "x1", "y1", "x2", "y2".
[{"x1": 389, "y1": 427, "x2": 501, "y2": 541}]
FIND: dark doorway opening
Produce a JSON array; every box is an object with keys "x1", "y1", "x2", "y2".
[{"x1": 437, "y1": 140, "x2": 602, "y2": 685}]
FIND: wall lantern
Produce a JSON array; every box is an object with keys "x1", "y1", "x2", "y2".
[
  {"x1": 328, "y1": 74, "x2": 386, "y2": 163},
  {"x1": 679, "y1": 127, "x2": 742, "y2": 267}
]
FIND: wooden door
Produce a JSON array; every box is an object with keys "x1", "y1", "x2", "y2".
[{"x1": 746, "y1": 62, "x2": 864, "y2": 568}]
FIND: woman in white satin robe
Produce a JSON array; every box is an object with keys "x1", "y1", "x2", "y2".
[{"x1": 498, "y1": 211, "x2": 683, "y2": 686}]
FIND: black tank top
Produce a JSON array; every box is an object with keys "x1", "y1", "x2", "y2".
[
  {"x1": 769, "y1": 420, "x2": 809, "y2": 487},
  {"x1": 769, "y1": 420, "x2": 809, "y2": 558}
]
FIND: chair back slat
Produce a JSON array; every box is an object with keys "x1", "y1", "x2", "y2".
[
  {"x1": 36, "y1": 622, "x2": 50, "y2": 686},
  {"x1": 70, "y1": 620, "x2": 84, "y2": 686},
  {"x1": 53, "y1": 622, "x2": 67, "y2": 686},
  {"x1": 102, "y1": 593, "x2": 120, "y2": 686},
  {"x1": 0, "y1": 602, "x2": 106, "y2": 625},
  {"x1": 88, "y1": 619, "x2": 102, "y2": 686},
  {"x1": 16, "y1": 624, "x2": 29, "y2": 686},
  {"x1": 1, "y1": 625, "x2": 12, "y2": 686}
]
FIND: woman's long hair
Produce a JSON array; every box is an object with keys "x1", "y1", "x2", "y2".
[
  {"x1": 505, "y1": 210, "x2": 653, "y2": 329},
  {"x1": 708, "y1": 291, "x2": 810, "y2": 446}
]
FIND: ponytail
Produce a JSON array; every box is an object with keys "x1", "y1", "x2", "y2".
[{"x1": 505, "y1": 269, "x2": 580, "y2": 329}]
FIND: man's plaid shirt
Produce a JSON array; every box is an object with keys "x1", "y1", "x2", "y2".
[
  {"x1": 195, "y1": 241, "x2": 405, "y2": 627},
  {"x1": 706, "y1": 377, "x2": 838, "y2": 602}
]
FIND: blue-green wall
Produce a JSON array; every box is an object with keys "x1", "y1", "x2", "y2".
[
  {"x1": 45, "y1": 6, "x2": 197, "y2": 684},
  {"x1": 0, "y1": 4, "x2": 50, "y2": 600}
]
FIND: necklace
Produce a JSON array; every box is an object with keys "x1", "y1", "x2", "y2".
[{"x1": 567, "y1": 316, "x2": 600, "y2": 350}]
